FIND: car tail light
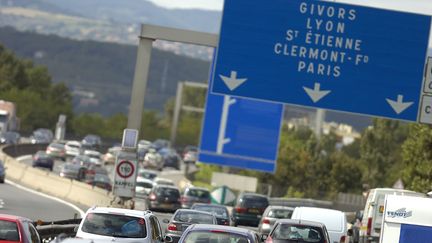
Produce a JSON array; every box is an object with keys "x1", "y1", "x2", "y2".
[
  {"x1": 180, "y1": 196, "x2": 188, "y2": 203},
  {"x1": 265, "y1": 235, "x2": 273, "y2": 243},
  {"x1": 149, "y1": 193, "x2": 157, "y2": 201},
  {"x1": 263, "y1": 218, "x2": 270, "y2": 224},
  {"x1": 367, "y1": 217, "x2": 372, "y2": 236},
  {"x1": 339, "y1": 235, "x2": 346, "y2": 243},
  {"x1": 167, "y1": 224, "x2": 177, "y2": 231},
  {"x1": 224, "y1": 221, "x2": 229, "y2": 225},
  {"x1": 235, "y1": 207, "x2": 247, "y2": 213}
]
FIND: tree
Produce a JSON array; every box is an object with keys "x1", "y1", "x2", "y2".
[{"x1": 401, "y1": 124, "x2": 432, "y2": 192}]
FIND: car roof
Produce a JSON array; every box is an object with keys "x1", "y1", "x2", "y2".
[
  {"x1": 186, "y1": 186, "x2": 210, "y2": 191},
  {"x1": 275, "y1": 219, "x2": 326, "y2": 228},
  {"x1": 155, "y1": 185, "x2": 178, "y2": 190},
  {"x1": 137, "y1": 177, "x2": 153, "y2": 183},
  {"x1": 266, "y1": 205, "x2": 295, "y2": 210},
  {"x1": 0, "y1": 214, "x2": 30, "y2": 222},
  {"x1": 174, "y1": 209, "x2": 215, "y2": 216},
  {"x1": 187, "y1": 224, "x2": 255, "y2": 235},
  {"x1": 192, "y1": 203, "x2": 227, "y2": 209},
  {"x1": 86, "y1": 207, "x2": 152, "y2": 218}
]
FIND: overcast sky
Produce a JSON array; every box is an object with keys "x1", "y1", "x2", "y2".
[{"x1": 147, "y1": 0, "x2": 432, "y2": 14}]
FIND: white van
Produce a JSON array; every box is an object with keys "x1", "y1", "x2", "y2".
[
  {"x1": 359, "y1": 188, "x2": 425, "y2": 243},
  {"x1": 291, "y1": 207, "x2": 348, "y2": 243},
  {"x1": 380, "y1": 195, "x2": 432, "y2": 243}
]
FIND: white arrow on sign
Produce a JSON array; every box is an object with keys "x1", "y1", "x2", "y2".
[
  {"x1": 386, "y1": 95, "x2": 414, "y2": 114},
  {"x1": 303, "y1": 82, "x2": 331, "y2": 103},
  {"x1": 220, "y1": 71, "x2": 248, "y2": 91}
]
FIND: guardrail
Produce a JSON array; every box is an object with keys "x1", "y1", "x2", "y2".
[
  {"x1": 2, "y1": 143, "x2": 49, "y2": 157},
  {"x1": 36, "y1": 218, "x2": 82, "y2": 242}
]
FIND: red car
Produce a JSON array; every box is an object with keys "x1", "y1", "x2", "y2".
[{"x1": 0, "y1": 214, "x2": 41, "y2": 243}]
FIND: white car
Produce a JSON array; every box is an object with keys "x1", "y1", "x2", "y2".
[
  {"x1": 135, "y1": 178, "x2": 154, "y2": 198},
  {"x1": 143, "y1": 149, "x2": 163, "y2": 170},
  {"x1": 76, "y1": 206, "x2": 164, "y2": 243},
  {"x1": 84, "y1": 150, "x2": 102, "y2": 165},
  {"x1": 64, "y1": 141, "x2": 82, "y2": 157},
  {"x1": 152, "y1": 177, "x2": 175, "y2": 187}
]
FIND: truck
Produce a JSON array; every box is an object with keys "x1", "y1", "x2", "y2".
[
  {"x1": 0, "y1": 100, "x2": 19, "y2": 133},
  {"x1": 380, "y1": 195, "x2": 432, "y2": 243}
]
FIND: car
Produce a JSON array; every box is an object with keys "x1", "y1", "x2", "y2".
[
  {"x1": 135, "y1": 177, "x2": 154, "y2": 198},
  {"x1": 232, "y1": 192, "x2": 269, "y2": 227},
  {"x1": 191, "y1": 203, "x2": 231, "y2": 226},
  {"x1": 0, "y1": 160, "x2": 5, "y2": 183},
  {"x1": 180, "y1": 187, "x2": 211, "y2": 208},
  {"x1": 262, "y1": 219, "x2": 331, "y2": 243},
  {"x1": 143, "y1": 148, "x2": 163, "y2": 170},
  {"x1": 83, "y1": 150, "x2": 102, "y2": 165},
  {"x1": 159, "y1": 148, "x2": 181, "y2": 170},
  {"x1": 32, "y1": 151, "x2": 54, "y2": 171},
  {"x1": 163, "y1": 209, "x2": 218, "y2": 243},
  {"x1": 152, "y1": 139, "x2": 170, "y2": 151},
  {"x1": 81, "y1": 134, "x2": 102, "y2": 150},
  {"x1": 71, "y1": 155, "x2": 92, "y2": 168},
  {"x1": 153, "y1": 177, "x2": 175, "y2": 187},
  {"x1": 0, "y1": 131, "x2": 20, "y2": 144},
  {"x1": 86, "y1": 174, "x2": 112, "y2": 191},
  {"x1": 0, "y1": 214, "x2": 41, "y2": 243},
  {"x1": 359, "y1": 188, "x2": 425, "y2": 243},
  {"x1": 258, "y1": 206, "x2": 294, "y2": 234},
  {"x1": 30, "y1": 128, "x2": 53, "y2": 144},
  {"x1": 138, "y1": 140, "x2": 152, "y2": 150},
  {"x1": 59, "y1": 162, "x2": 86, "y2": 180},
  {"x1": 177, "y1": 224, "x2": 261, "y2": 243},
  {"x1": 146, "y1": 185, "x2": 181, "y2": 213},
  {"x1": 137, "y1": 169, "x2": 159, "y2": 181},
  {"x1": 291, "y1": 207, "x2": 348, "y2": 243},
  {"x1": 103, "y1": 146, "x2": 121, "y2": 165},
  {"x1": 65, "y1": 141, "x2": 82, "y2": 157},
  {"x1": 46, "y1": 142, "x2": 66, "y2": 161},
  {"x1": 84, "y1": 164, "x2": 109, "y2": 181},
  {"x1": 182, "y1": 146, "x2": 198, "y2": 164},
  {"x1": 76, "y1": 206, "x2": 164, "y2": 243}
]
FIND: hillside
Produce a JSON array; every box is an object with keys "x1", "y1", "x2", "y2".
[{"x1": 0, "y1": 27, "x2": 211, "y2": 115}]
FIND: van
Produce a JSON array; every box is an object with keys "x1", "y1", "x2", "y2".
[
  {"x1": 359, "y1": 188, "x2": 425, "y2": 243},
  {"x1": 380, "y1": 195, "x2": 432, "y2": 243},
  {"x1": 291, "y1": 207, "x2": 348, "y2": 243}
]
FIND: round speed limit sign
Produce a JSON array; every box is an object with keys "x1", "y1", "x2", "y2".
[{"x1": 116, "y1": 160, "x2": 135, "y2": 179}]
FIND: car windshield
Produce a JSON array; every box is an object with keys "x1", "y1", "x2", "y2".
[
  {"x1": 81, "y1": 213, "x2": 147, "y2": 238},
  {"x1": 193, "y1": 206, "x2": 228, "y2": 218},
  {"x1": 268, "y1": 209, "x2": 293, "y2": 219},
  {"x1": 0, "y1": 220, "x2": 20, "y2": 241},
  {"x1": 272, "y1": 224, "x2": 324, "y2": 243},
  {"x1": 183, "y1": 231, "x2": 248, "y2": 243},
  {"x1": 174, "y1": 211, "x2": 214, "y2": 224},
  {"x1": 187, "y1": 189, "x2": 210, "y2": 198}
]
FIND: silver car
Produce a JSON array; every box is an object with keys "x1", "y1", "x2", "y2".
[{"x1": 258, "y1": 205, "x2": 294, "y2": 234}]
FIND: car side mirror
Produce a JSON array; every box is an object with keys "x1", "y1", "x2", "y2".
[
  {"x1": 261, "y1": 234, "x2": 268, "y2": 242},
  {"x1": 162, "y1": 219, "x2": 170, "y2": 224},
  {"x1": 164, "y1": 235, "x2": 173, "y2": 243},
  {"x1": 347, "y1": 229, "x2": 353, "y2": 237}
]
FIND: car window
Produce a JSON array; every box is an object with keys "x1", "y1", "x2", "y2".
[
  {"x1": 137, "y1": 181, "x2": 153, "y2": 188},
  {"x1": 81, "y1": 213, "x2": 147, "y2": 238},
  {"x1": 187, "y1": 189, "x2": 210, "y2": 199},
  {"x1": 156, "y1": 188, "x2": 179, "y2": 197},
  {"x1": 184, "y1": 231, "x2": 248, "y2": 243},
  {"x1": 272, "y1": 224, "x2": 324, "y2": 243},
  {"x1": 192, "y1": 206, "x2": 228, "y2": 218},
  {"x1": 0, "y1": 220, "x2": 20, "y2": 241},
  {"x1": 241, "y1": 196, "x2": 268, "y2": 208},
  {"x1": 268, "y1": 209, "x2": 293, "y2": 219},
  {"x1": 174, "y1": 212, "x2": 215, "y2": 224}
]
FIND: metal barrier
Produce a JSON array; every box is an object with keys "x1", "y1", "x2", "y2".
[
  {"x1": 36, "y1": 218, "x2": 82, "y2": 242},
  {"x1": 2, "y1": 143, "x2": 48, "y2": 158}
]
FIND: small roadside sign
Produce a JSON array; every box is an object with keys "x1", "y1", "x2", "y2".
[{"x1": 113, "y1": 152, "x2": 138, "y2": 198}]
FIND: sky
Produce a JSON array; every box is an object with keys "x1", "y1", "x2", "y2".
[{"x1": 146, "y1": 0, "x2": 432, "y2": 14}]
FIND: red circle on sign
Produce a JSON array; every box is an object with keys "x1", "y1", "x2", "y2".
[{"x1": 116, "y1": 160, "x2": 134, "y2": 179}]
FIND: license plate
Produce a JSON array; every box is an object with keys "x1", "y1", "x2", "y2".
[
  {"x1": 249, "y1": 208, "x2": 259, "y2": 213},
  {"x1": 161, "y1": 203, "x2": 171, "y2": 208},
  {"x1": 379, "y1": 205, "x2": 384, "y2": 213}
]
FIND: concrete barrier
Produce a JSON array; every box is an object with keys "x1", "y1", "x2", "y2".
[{"x1": 0, "y1": 149, "x2": 114, "y2": 209}]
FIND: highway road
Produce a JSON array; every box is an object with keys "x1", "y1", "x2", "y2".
[{"x1": 0, "y1": 181, "x2": 83, "y2": 221}]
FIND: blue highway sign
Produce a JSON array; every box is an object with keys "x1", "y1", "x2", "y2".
[
  {"x1": 211, "y1": 0, "x2": 431, "y2": 122},
  {"x1": 199, "y1": 89, "x2": 283, "y2": 173}
]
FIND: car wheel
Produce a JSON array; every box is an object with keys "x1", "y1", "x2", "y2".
[{"x1": 50, "y1": 167, "x2": 53, "y2": 172}]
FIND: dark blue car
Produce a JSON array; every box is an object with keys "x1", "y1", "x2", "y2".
[{"x1": 32, "y1": 151, "x2": 54, "y2": 171}]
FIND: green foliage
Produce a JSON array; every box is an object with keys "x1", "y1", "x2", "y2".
[
  {"x1": 401, "y1": 124, "x2": 432, "y2": 192},
  {"x1": 194, "y1": 164, "x2": 222, "y2": 184}
]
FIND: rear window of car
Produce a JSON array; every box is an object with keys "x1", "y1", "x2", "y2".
[
  {"x1": 272, "y1": 224, "x2": 324, "y2": 243},
  {"x1": 136, "y1": 181, "x2": 153, "y2": 188},
  {"x1": 183, "y1": 231, "x2": 248, "y2": 243},
  {"x1": 192, "y1": 206, "x2": 228, "y2": 218},
  {"x1": 156, "y1": 187, "x2": 180, "y2": 197},
  {"x1": 50, "y1": 143, "x2": 64, "y2": 149},
  {"x1": 0, "y1": 220, "x2": 20, "y2": 241},
  {"x1": 187, "y1": 189, "x2": 210, "y2": 199},
  {"x1": 268, "y1": 209, "x2": 293, "y2": 219},
  {"x1": 174, "y1": 212, "x2": 215, "y2": 224},
  {"x1": 81, "y1": 213, "x2": 147, "y2": 238},
  {"x1": 241, "y1": 195, "x2": 269, "y2": 208}
]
